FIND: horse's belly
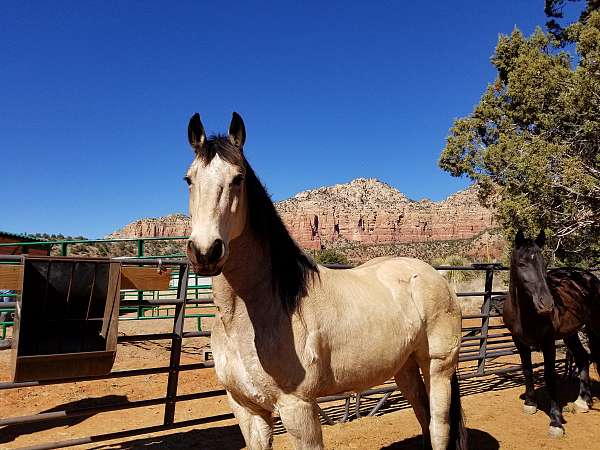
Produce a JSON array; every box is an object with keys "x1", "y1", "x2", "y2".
[
  {"x1": 325, "y1": 353, "x2": 410, "y2": 395},
  {"x1": 318, "y1": 314, "x2": 420, "y2": 395}
]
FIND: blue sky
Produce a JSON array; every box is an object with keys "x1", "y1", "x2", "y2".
[{"x1": 0, "y1": 1, "x2": 568, "y2": 238}]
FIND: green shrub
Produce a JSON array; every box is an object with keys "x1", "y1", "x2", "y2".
[
  {"x1": 311, "y1": 249, "x2": 349, "y2": 265},
  {"x1": 431, "y1": 254, "x2": 475, "y2": 285}
]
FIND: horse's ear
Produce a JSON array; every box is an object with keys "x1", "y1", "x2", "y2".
[
  {"x1": 188, "y1": 113, "x2": 206, "y2": 154},
  {"x1": 535, "y1": 229, "x2": 546, "y2": 248},
  {"x1": 515, "y1": 229, "x2": 525, "y2": 248},
  {"x1": 228, "y1": 112, "x2": 246, "y2": 148}
]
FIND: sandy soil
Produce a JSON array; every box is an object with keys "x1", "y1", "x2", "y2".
[{"x1": 1, "y1": 314, "x2": 600, "y2": 450}]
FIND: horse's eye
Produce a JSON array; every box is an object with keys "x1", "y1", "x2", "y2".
[
  {"x1": 184, "y1": 176, "x2": 192, "y2": 186},
  {"x1": 232, "y1": 174, "x2": 244, "y2": 187}
]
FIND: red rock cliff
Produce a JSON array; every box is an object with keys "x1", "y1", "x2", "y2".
[
  {"x1": 109, "y1": 179, "x2": 497, "y2": 251},
  {"x1": 277, "y1": 178, "x2": 496, "y2": 249}
]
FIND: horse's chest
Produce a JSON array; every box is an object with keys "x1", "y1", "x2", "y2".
[
  {"x1": 211, "y1": 327, "x2": 276, "y2": 410},
  {"x1": 504, "y1": 307, "x2": 554, "y2": 346}
]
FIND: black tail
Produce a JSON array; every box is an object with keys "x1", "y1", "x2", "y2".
[
  {"x1": 587, "y1": 327, "x2": 600, "y2": 370},
  {"x1": 449, "y1": 372, "x2": 468, "y2": 450},
  {"x1": 586, "y1": 271, "x2": 600, "y2": 369}
]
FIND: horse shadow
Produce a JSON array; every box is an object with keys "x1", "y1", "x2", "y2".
[
  {"x1": 381, "y1": 428, "x2": 499, "y2": 449},
  {"x1": 88, "y1": 424, "x2": 246, "y2": 449},
  {"x1": 87, "y1": 425, "x2": 495, "y2": 450},
  {"x1": 0, "y1": 394, "x2": 129, "y2": 444}
]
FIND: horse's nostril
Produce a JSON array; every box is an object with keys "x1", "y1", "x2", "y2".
[{"x1": 207, "y1": 239, "x2": 224, "y2": 263}]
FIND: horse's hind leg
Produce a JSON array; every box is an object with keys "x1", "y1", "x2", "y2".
[
  {"x1": 277, "y1": 394, "x2": 324, "y2": 450},
  {"x1": 395, "y1": 355, "x2": 431, "y2": 447},
  {"x1": 227, "y1": 393, "x2": 274, "y2": 450},
  {"x1": 564, "y1": 333, "x2": 592, "y2": 412},
  {"x1": 428, "y1": 359, "x2": 455, "y2": 450}
]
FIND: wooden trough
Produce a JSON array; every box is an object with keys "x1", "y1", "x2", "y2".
[{"x1": 0, "y1": 255, "x2": 172, "y2": 382}]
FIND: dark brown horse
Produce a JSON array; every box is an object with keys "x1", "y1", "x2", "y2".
[{"x1": 504, "y1": 229, "x2": 600, "y2": 438}]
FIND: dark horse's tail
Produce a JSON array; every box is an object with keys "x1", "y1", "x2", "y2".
[
  {"x1": 586, "y1": 326, "x2": 600, "y2": 370},
  {"x1": 586, "y1": 272, "x2": 600, "y2": 370},
  {"x1": 449, "y1": 372, "x2": 468, "y2": 450}
]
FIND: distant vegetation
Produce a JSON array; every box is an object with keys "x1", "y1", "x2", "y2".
[
  {"x1": 431, "y1": 255, "x2": 477, "y2": 285},
  {"x1": 25, "y1": 233, "x2": 187, "y2": 258},
  {"x1": 27, "y1": 232, "x2": 493, "y2": 270},
  {"x1": 310, "y1": 249, "x2": 350, "y2": 265},
  {"x1": 30, "y1": 233, "x2": 87, "y2": 241}
]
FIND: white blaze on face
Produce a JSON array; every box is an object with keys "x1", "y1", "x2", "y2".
[{"x1": 187, "y1": 154, "x2": 246, "y2": 264}]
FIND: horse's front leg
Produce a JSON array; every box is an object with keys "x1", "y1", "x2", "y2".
[
  {"x1": 543, "y1": 342, "x2": 565, "y2": 438},
  {"x1": 227, "y1": 392, "x2": 274, "y2": 450},
  {"x1": 514, "y1": 339, "x2": 537, "y2": 414},
  {"x1": 564, "y1": 333, "x2": 592, "y2": 412},
  {"x1": 277, "y1": 394, "x2": 324, "y2": 450}
]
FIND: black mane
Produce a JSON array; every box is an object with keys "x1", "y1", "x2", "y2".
[{"x1": 201, "y1": 135, "x2": 319, "y2": 313}]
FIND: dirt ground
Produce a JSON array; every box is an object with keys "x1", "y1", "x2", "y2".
[{"x1": 2, "y1": 315, "x2": 600, "y2": 450}]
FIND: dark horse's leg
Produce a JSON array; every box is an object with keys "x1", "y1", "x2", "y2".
[
  {"x1": 543, "y1": 341, "x2": 565, "y2": 438},
  {"x1": 514, "y1": 339, "x2": 537, "y2": 414},
  {"x1": 564, "y1": 333, "x2": 592, "y2": 412}
]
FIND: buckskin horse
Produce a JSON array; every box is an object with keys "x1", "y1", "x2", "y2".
[
  {"x1": 183, "y1": 112, "x2": 468, "y2": 450},
  {"x1": 504, "y1": 229, "x2": 600, "y2": 438}
]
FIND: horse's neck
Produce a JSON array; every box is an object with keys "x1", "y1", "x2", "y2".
[
  {"x1": 507, "y1": 270, "x2": 527, "y2": 326},
  {"x1": 212, "y1": 230, "x2": 285, "y2": 330},
  {"x1": 508, "y1": 269, "x2": 553, "y2": 337}
]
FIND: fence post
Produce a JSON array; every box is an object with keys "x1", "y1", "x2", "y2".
[
  {"x1": 60, "y1": 242, "x2": 68, "y2": 256},
  {"x1": 137, "y1": 239, "x2": 145, "y2": 318},
  {"x1": 164, "y1": 262, "x2": 189, "y2": 425},
  {"x1": 477, "y1": 266, "x2": 495, "y2": 376}
]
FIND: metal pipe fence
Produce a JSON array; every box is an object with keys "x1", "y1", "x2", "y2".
[{"x1": 0, "y1": 240, "x2": 597, "y2": 450}]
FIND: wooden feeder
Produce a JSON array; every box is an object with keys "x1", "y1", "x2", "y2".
[
  {"x1": 9, "y1": 256, "x2": 121, "y2": 382},
  {"x1": 0, "y1": 255, "x2": 172, "y2": 382}
]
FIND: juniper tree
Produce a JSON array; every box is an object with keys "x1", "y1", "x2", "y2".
[{"x1": 439, "y1": 11, "x2": 600, "y2": 265}]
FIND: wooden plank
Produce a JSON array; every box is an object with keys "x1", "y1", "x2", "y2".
[
  {"x1": 120, "y1": 266, "x2": 172, "y2": 291},
  {"x1": 0, "y1": 265, "x2": 23, "y2": 290}
]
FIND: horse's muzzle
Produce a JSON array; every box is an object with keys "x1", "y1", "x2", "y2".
[
  {"x1": 534, "y1": 298, "x2": 554, "y2": 316},
  {"x1": 536, "y1": 307, "x2": 554, "y2": 316},
  {"x1": 186, "y1": 239, "x2": 226, "y2": 276}
]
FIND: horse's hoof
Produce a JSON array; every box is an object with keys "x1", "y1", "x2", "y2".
[
  {"x1": 548, "y1": 426, "x2": 564, "y2": 439},
  {"x1": 523, "y1": 404, "x2": 537, "y2": 415},
  {"x1": 574, "y1": 397, "x2": 590, "y2": 413}
]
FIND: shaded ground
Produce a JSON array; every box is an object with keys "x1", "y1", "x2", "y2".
[{"x1": 2, "y1": 315, "x2": 600, "y2": 449}]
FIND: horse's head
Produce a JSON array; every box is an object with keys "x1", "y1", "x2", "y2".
[
  {"x1": 184, "y1": 112, "x2": 247, "y2": 276},
  {"x1": 511, "y1": 229, "x2": 554, "y2": 316}
]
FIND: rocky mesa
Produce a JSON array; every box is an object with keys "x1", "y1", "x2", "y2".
[
  {"x1": 277, "y1": 178, "x2": 495, "y2": 250},
  {"x1": 110, "y1": 178, "x2": 502, "y2": 260}
]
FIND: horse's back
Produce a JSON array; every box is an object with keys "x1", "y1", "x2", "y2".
[
  {"x1": 324, "y1": 256, "x2": 457, "y2": 311},
  {"x1": 548, "y1": 268, "x2": 600, "y2": 306},
  {"x1": 548, "y1": 268, "x2": 600, "y2": 292},
  {"x1": 548, "y1": 268, "x2": 600, "y2": 334}
]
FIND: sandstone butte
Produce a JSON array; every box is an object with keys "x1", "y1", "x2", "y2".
[{"x1": 109, "y1": 178, "x2": 502, "y2": 258}]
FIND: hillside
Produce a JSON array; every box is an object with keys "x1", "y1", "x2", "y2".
[
  {"x1": 108, "y1": 178, "x2": 504, "y2": 263},
  {"x1": 277, "y1": 178, "x2": 496, "y2": 249}
]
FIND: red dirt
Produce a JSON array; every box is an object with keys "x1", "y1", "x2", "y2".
[{"x1": 1, "y1": 316, "x2": 600, "y2": 450}]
